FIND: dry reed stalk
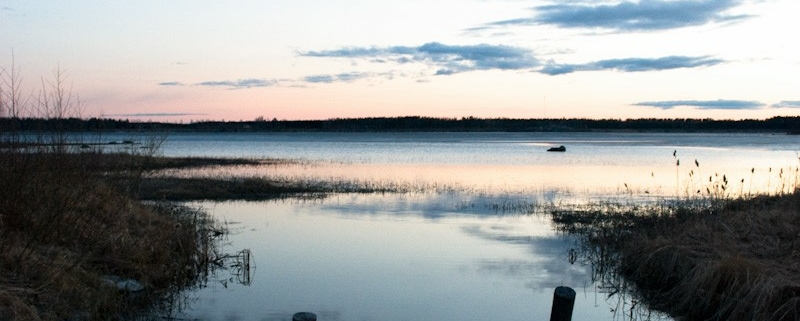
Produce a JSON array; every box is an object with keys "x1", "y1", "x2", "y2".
[
  {"x1": 0, "y1": 148, "x2": 220, "y2": 319},
  {"x1": 616, "y1": 192, "x2": 800, "y2": 320}
]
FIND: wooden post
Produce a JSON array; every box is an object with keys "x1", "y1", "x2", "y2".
[
  {"x1": 292, "y1": 312, "x2": 317, "y2": 321},
  {"x1": 549, "y1": 286, "x2": 576, "y2": 321}
]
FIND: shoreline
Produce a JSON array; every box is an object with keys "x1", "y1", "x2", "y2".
[
  {"x1": 553, "y1": 191, "x2": 800, "y2": 320},
  {"x1": 2, "y1": 116, "x2": 800, "y2": 134},
  {"x1": 2, "y1": 151, "x2": 798, "y2": 319}
]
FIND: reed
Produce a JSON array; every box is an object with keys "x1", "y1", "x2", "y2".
[
  {"x1": 553, "y1": 183, "x2": 800, "y2": 320},
  {"x1": 0, "y1": 60, "x2": 239, "y2": 319},
  {"x1": 0, "y1": 140, "x2": 231, "y2": 320}
]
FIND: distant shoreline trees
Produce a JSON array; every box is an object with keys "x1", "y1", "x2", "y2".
[{"x1": 2, "y1": 115, "x2": 799, "y2": 134}]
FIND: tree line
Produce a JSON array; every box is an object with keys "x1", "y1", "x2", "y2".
[{"x1": 2, "y1": 116, "x2": 799, "y2": 133}]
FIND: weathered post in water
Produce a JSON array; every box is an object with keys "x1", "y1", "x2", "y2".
[
  {"x1": 293, "y1": 312, "x2": 317, "y2": 321},
  {"x1": 549, "y1": 286, "x2": 576, "y2": 321}
]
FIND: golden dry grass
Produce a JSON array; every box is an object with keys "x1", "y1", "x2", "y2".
[
  {"x1": 619, "y1": 192, "x2": 800, "y2": 320},
  {"x1": 0, "y1": 149, "x2": 212, "y2": 320},
  {"x1": 555, "y1": 191, "x2": 800, "y2": 320}
]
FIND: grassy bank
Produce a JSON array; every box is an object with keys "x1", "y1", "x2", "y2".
[
  {"x1": 554, "y1": 191, "x2": 800, "y2": 320},
  {"x1": 0, "y1": 146, "x2": 399, "y2": 319},
  {"x1": 134, "y1": 158, "x2": 406, "y2": 201},
  {"x1": 0, "y1": 148, "x2": 224, "y2": 320}
]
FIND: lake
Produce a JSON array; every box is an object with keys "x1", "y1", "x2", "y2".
[
  {"x1": 152, "y1": 131, "x2": 799, "y2": 199},
  {"x1": 112, "y1": 131, "x2": 798, "y2": 320}
]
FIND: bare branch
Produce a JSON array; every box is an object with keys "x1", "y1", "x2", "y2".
[
  {"x1": 37, "y1": 66, "x2": 81, "y2": 120},
  {"x1": 1, "y1": 51, "x2": 31, "y2": 118}
]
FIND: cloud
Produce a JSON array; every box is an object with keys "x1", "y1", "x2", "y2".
[
  {"x1": 195, "y1": 78, "x2": 276, "y2": 89},
  {"x1": 300, "y1": 42, "x2": 540, "y2": 75},
  {"x1": 303, "y1": 75, "x2": 335, "y2": 83},
  {"x1": 633, "y1": 99, "x2": 764, "y2": 110},
  {"x1": 486, "y1": 0, "x2": 752, "y2": 31},
  {"x1": 162, "y1": 54, "x2": 723, "y2": 89},
  {"x1": 301, "y1": 46, "x2": 405, "y2": 58},
  {"x1": 772, "y1": 101, "x2": 800, "y2": 108},
  {"x1": 539, "y1": 55, "x2": 724, "y2": 75},
  {"x1": 162, "y1": 72, "x2": 375, "y2": 88},
  {"x1": 302, "y1": 42, "x2": 722, "y2": 77},
  {"x1": 303, "y1": 72, "x2": 373, "y2": 84}
]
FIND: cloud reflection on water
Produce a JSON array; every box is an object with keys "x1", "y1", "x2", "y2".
[
  {"x1": 307, "y1": 192, "x2": 592, "y2": 293},
  {"x1": 462, "y1": 224, "x2": 591, "y2": 289},
  {"x1": 315, "y1": 191, "x2": 565, "y2": 218},
  {"x1": 177, "y1": 191, "x2": 673, "y2": 320}
]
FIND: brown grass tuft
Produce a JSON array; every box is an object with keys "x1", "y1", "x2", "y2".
[
  {"x1": 0, "y1": 145, "x2": 214, "y2": 319},
  {"x1": 555, "y1": 190, "x2": 800, "y2": 320}
]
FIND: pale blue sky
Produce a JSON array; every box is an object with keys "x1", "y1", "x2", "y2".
[{"x1": 2, "y1": 0, "x2": 799, "y2": 121}]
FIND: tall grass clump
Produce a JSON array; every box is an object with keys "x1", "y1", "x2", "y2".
[
  {"x1": 618, "y1": 192, "x2": 800, "y2": 320},
  {"x1": 553, "y1": 151, "x2": 800, "y2": 321},
  {"x1": 1, "y1": 60, "x2": 217, "y2": 319}
]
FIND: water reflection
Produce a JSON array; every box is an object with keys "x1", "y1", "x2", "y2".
[
  {"x1": 157, "y1": 154, "x2": 799, "y2": 206},
  {"x1": 552, "y1": 207, "x2": 675, "y2": 321},
  {"x1": 318, "y1": 192, "x2": 556, "y2": 218},
  {"x1": 159, "y1": 193, "x2": 677, "y2": 321},
  {"x1": 141, "y1": 132, "x2": 799, "y2": 320}
]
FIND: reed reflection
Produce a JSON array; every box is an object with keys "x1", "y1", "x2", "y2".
[
  {"x1": 153, "y1": 155, "x2": 799, "y2": 204},
  {"x1": 551, "y1": 208, "x2": 674, "y2": 321}
]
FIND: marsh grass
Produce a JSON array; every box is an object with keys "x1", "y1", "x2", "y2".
[
  {"x1": 140, "y1": 161, "x2": 475, "y2": 201},
  {"x1": 138, "y1": 175, "x2": 404, "y2": 201},
  {"x1": 620, "y1": 192, "x2": 800, "y2": 320},
  {"x1": 554, "y1": 174, "x2": 800, "y2": 320},
  {"x1": 0, "y1": 60, "x2": 236, "y2": 319},
  {"x1": 670, "y1": 151, "x2": 800, "y2": 201},
  {"x1": 0, "y1": 139, "x2": 228, "y2": 320}
]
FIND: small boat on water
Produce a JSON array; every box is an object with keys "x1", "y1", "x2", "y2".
[{"x1": 547, "y1": 145, "x2": 566, "y2": 152}]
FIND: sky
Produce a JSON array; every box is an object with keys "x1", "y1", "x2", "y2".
[{"x1": 2, "y1": 0, "x2": 800, "y2": 122}]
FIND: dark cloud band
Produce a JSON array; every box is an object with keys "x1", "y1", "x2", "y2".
[
  {"x1": 300, "y1": 42, "x2": 539, "y2": 75},
  {"x1": 633, "y1": 99, "x2": 764, "y2": 110},
  {"x1": 162, "y1": 44, "x2": 726, "y2": 88},
  {"x1": 487, "y1": 0, "x2": 751, "y2": 31},
  {"x1": 772, "y1": 101, "x2": 800, "y2": 108},
  {"x1": 540, "y1": 56, "x2": 724, "y2": 75},
  {"x1": 304, "y1": 72, "x2": 373, "y2": 84},
  {"x1": 195, "y1": 78, "x2": 276, "y2": 89}
]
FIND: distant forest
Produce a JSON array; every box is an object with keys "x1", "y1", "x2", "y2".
[{"x1": 1, "y1": 116, "x2": 800, "y2": 134}]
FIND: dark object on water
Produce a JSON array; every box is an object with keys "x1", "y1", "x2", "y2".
[
  {"x1": 550, "y1": 286, "x2": 576, "y2": 321},
  {"x1": 293, "y1": 312, "x2": 317, "y2": 321},
  {"x1": 547, "y1": 145, "x2": 566, "y2": 152}
]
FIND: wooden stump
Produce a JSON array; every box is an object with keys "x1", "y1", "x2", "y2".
[
  {"x1": 550, "y1": 286, "x2": 576, "y2": 321},
  {"x1": 292, "y1": 312, "x2": 317, "y2": 321}
]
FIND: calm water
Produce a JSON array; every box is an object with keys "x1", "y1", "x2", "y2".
[
  {"x1": 152, "y1": 132, "x2": 800, "y2": 199},
  {"x1": 108, "y1": 132, "x2": 797, "y2": 320}
]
